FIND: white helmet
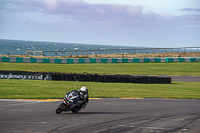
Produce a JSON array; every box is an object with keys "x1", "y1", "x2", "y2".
[{"x1": 80, "y1": 86, "x2": 87, "y2": 95}]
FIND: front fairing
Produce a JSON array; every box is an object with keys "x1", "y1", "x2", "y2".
[
  {"x1": 64, "y1": 95, "x2": 68, "y2": 104},
  {"x1": 64, "y1": 91, "x2": 79, "y2": 105}
]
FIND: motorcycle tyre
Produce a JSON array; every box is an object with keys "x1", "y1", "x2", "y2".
[
  {"x1": 55, "y1": 102, "x2": 65, "y2": 114},
  {"x1": 71, "y1": 107, "x2": 80, "y2": 113}
]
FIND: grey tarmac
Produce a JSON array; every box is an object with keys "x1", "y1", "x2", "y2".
[
  {"x1": 0, "y1": 98, "x2": 200, "y2": 133},
  {"x1": 171, "y1": 76, "x2": 200, "y2": 82}
]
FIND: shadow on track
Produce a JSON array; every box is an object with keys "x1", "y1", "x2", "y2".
[{"x1": 56, "y1": 111, "x2": 131, "y2": 114}]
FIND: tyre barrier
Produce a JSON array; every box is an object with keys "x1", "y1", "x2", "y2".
[{"x1": 0, "y1": 70, "x2": 171, "y2": 84}]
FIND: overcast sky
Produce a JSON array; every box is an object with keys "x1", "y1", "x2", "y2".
[{"x1": 0, "y1": 0, "x2": 200, "y2": 47}]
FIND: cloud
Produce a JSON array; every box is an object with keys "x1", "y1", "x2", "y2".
[
  {"x1": 180, "y1": 8, "x2": 200, "y2": 12},
  {"x1": 0, "y1": 0, "x2": 147, "y2": 28},
  {"x1": 1, "y1": 0, "x2": 199, "y2": 28},
  {"x1": 42, "y1": 0, "x2": 59, "y2": 9},
  {"x1": 1, "y1": 0, "x2": 142, "y2": 19}
]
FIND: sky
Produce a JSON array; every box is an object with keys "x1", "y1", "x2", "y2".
[{"x1": 0, "y1": 0, "x2": 200, "y2": 47}]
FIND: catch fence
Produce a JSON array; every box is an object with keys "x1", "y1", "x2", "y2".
[{"x1": 26, "y1": 47, "x2": 200, "y2": 57}]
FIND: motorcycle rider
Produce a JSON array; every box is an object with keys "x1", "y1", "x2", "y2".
[
  {"x1": 67, "y1": 86, "x2": 89, "y2": 109},
  {"x1": 77, "y1": 86, "x2": 89, "y2": 109}
]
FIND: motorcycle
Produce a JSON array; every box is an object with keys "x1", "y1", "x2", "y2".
[{"x1": 55, "y1": 91, "x2": 81, "y2": 114}]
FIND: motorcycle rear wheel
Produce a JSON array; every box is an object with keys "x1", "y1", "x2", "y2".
[
  {"x1": 71, "y1": 107, "x2": 80, "y2": 113},
  {"x1": 71, "y1": 109, "x2": 78, "y2": 113}
]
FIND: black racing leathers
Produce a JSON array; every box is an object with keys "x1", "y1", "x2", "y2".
[
  {"x1": 67, "y1": 89, "x2": 89, "y2": 109},
  {"x1": 77, "y1": 89, "x2": 89, "y2": 108}
]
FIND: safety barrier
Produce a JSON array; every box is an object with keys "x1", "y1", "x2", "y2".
[
  {"x1": 0, "y1": 70, "x2": 171, "y2": 84},
  {"x1": 0, "y1": 57, "x2": 200, "y2": 63},
  {"x1": 26, "y1": 47, "x2": 200, "y2": 57}
]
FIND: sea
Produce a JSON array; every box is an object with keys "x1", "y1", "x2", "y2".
[
  {"x1": 0, "y1": 39, "x2": 144, "y2": 56},
  {"x1": 0, "y1": 39, "x2": 197, "y2": 56}
]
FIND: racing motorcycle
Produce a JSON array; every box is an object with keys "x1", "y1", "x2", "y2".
[{"x1": 55, "y1": 91, "x2": 81, "y2": 114}]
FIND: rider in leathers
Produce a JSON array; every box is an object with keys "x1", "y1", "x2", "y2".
[
  {"x1": 67, "y1": 86, "x2": 89, "y2": 109},
  {"x1": 77, "y1": 86, "x2": 89, "y2": 109}
]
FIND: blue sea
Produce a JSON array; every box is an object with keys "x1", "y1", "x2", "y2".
[
  {"x1": 0, "y1": 39, "x2": 197, "y2": 56},
  {"x1": 0, "y1": 39, "x2": 143, "y2": 56}
]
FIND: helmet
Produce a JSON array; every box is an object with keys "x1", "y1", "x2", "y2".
[{"x1": 80, "y1": 86, "x2": 87, "y2": 95}]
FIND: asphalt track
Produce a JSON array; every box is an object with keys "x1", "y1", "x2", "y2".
[
  {"x1": 0, "y1": 98, "x2": 200, "y2": 133},
  {"x1": 171, "y1": 76, "x2": 200, "y2": 82}
]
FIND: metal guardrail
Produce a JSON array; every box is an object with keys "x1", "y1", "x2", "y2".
[{"x1": 26, "y1": 47, "x2": 200, "y2": 57}]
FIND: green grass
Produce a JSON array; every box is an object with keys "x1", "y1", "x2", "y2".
[
  {"x1": 0, "y1": 62, "x2": 200, "y2": 99},
  {"x1": 0, "y1": 79, "x2": 199, "y2": 99},
  {"x1": 0, "y1": 62, "x2": 200, "y2": 76}
]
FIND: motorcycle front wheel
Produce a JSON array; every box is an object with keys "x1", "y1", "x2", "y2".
[{"x1": 55, "y1": 103, "x2": 65, "y2": 114}]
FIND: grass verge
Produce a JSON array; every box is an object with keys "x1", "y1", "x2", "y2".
[
  {"x1": 0, "y1": 79, "x2": 199, "y2": 99},
  {"x1": 0, "y1": 62, "x2": 200, "y2": 76}
]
